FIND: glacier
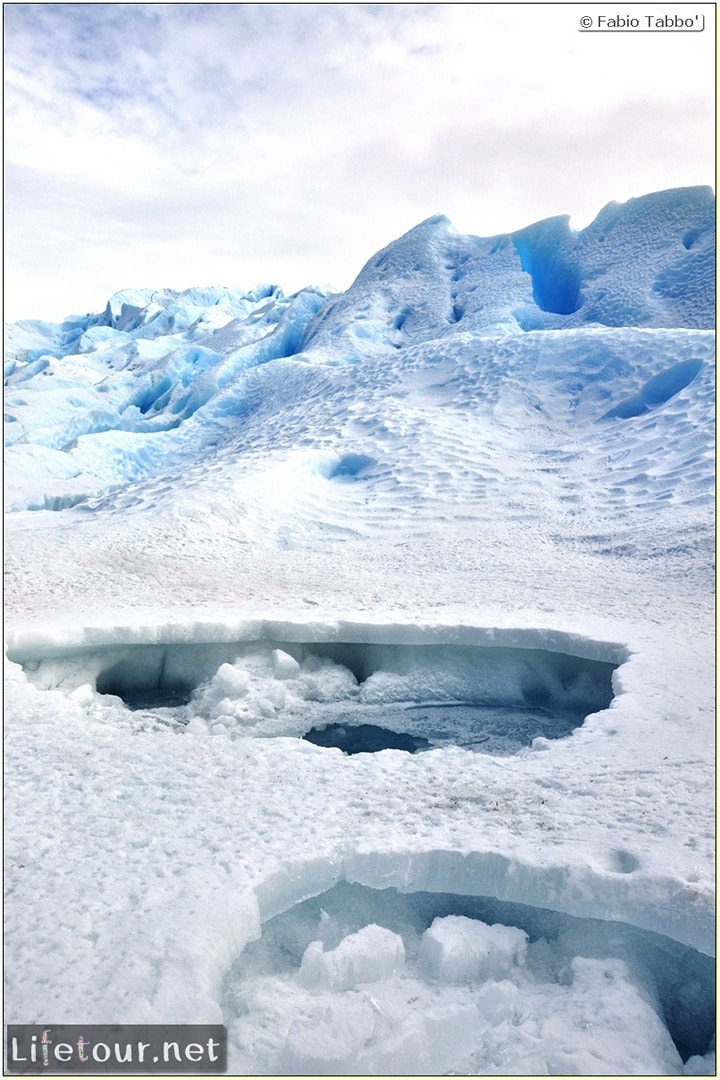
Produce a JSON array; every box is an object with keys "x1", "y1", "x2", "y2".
[{"x1": 3, "y1": 186, "x2": 715, "y2": 1074}]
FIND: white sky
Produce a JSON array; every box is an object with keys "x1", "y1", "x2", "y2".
[{"x1": 4, "y1": 2, "x2": 716, "y2": 323}]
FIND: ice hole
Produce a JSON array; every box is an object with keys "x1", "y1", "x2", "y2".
[
  {"x1": 326, "y1": 453, "x2": 375, "y2": 480},
  {"x1": 223, "y1": 880, "x2": 715, "y2": 1074},
  {"x1": 601, "y1": 359, "x2": 703, "y2": 420},
  {"x1": 610, "y1": 848, "x2": 641, "y2": 874},
  {"x1": 11, "y1": 636, "x2": 620, "y2": 753}
]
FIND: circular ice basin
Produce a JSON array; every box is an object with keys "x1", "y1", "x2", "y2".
[{"x1": 10, "y1": 632, "x2": 620, "y2": 754}]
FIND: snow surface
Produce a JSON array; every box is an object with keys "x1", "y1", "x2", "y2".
[{"x1": 4, "y1": 186, "x2": 715, "y2": 1074}]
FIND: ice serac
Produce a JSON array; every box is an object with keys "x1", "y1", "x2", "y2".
[
  {"x1": 302, "y1": 214, "x2": 474, "y2": 356},
  {"x1": 302, "y1": 185, "x2": 715, "y2": 348},
  {"x1": 302, "y1": 212, "x2": 536, "y2": 350}
]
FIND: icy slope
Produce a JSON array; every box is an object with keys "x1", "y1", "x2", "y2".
[
  {"x1": 4, "y1": 188, "x2": 713, "y2": 529},
  {"x1": 4, "y1": 187, "x2": 715, "y2": 1075}
]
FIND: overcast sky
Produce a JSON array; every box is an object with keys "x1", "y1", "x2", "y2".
[{"x1": 4, "y1": 2, "x2": 716, "y2": 322}]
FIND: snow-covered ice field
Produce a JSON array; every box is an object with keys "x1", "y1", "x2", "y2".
[{"x1": 4, "y1": 187, "x2": 715, "y2": 1074}]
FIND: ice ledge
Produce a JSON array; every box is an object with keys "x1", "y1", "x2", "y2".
[
  {"x1": 254, "y1": 847, "x2": 714, "y2": 958},
  {"x1": 4, "y1": 614, "x2": 630, "y2": 666}
]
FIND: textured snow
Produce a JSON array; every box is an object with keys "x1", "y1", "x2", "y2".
[{"x1": 3, "y1": 187, "x2": 715, "y2": 1074}]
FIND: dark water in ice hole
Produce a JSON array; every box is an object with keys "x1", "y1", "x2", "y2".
[
  {"x1": 122, "y1": 688, "x2": 194, "y2": 710},
  {"x1": 302, "y1": 701, "x2": 585, "y2": 755},
  {"x1": 121, "y1": 692, "x2": 586, "y2": 755}
]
